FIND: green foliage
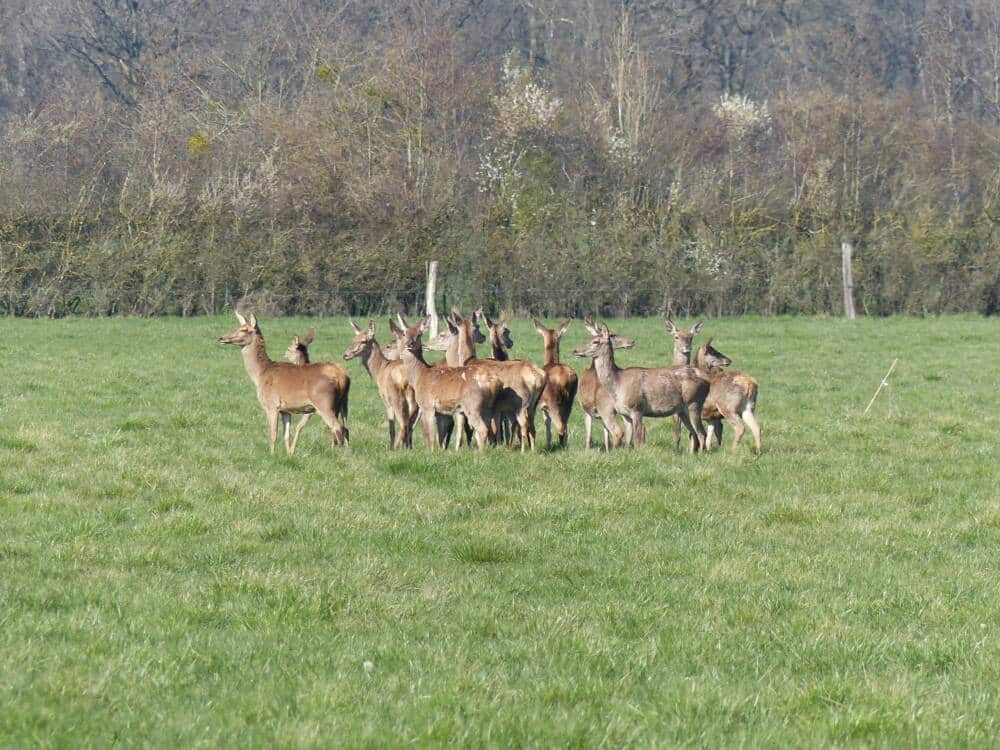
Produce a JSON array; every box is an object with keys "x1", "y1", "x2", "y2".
[{"x1": 187, "y1": 132, "x2": 209, "y2": 158}]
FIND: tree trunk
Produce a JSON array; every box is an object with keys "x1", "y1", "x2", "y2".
[{"x1": 841, "y1": 240, "x2": 857, "y2": 319}]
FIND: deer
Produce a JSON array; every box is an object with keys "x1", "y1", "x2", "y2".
[
  {"x1": 283, "y1": 328, "x2": 316, "y2": 365},
  {"x1": 342, "y1": 320, "x2": 418, "y2": 449},
  {"x1": 532, "y1": 318, "x2": 578, "y2": 448},
  {"x1": 693, "y1": 337, "x2": 762, "y2": 455},
  {"x1": 577, "y1": 315, "x2": 628, "y2": 450},
  {"x1": 665, "y1": 318, "x2": 703, "y2": 450},
  {"x1": 389, "y1": 317, "x2": 501, "y2": 450},
  {"x1": 425, "y1": 307, "x2": 547, "y2": 451},
  {"x1": 389, "y1": 310, "x2": 486, "y2": 447},
  {"x1": 218, "y1": 312, "x2": 350, "y2": 453},
  {"x1": 574, "y1": 322, "x2": 709, "y2": 452}
]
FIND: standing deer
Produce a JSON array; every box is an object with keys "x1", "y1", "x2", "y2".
[
  {"x1": 425, "y1": 308, "x2": 547, "y2": 451},
  {"x1": 693, "y1": 338, "x2": 762, "y2": 455},
  {"x1": 666, "y1": 318, "x2": 703, "y2": 450},
  {"x1": 284, "y1": 328, "x2": 316, "y2": 365},
  {"x1": 343, "y1": 320, "x2": 418, "y2": 449},
  {"x1": 574, "y1": 322, "x2": 708, "y2": 451},
  {"x1": 578, "y1": 315, "x2": 628, "y2": 450},
  {"x1": 389, "y1": 317, "x2": 500, "y2": 450},
  {"x1": 218, "y1": 312, "x2": 350, "y2": 453},
  {"x1": 532, "y1": 318, "x2": 578, "y2": 448}
]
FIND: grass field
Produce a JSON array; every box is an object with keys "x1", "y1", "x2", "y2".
[{"x1": 2, "y1": 314, "x2": 999, "y2": 747}]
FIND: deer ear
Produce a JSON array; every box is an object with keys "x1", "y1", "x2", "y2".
[
  {"x1": 665, "y1": 318, "x2": 677, "y2": 334},
  {"x1": 367, "y1": 319, "x2": 376, "y2": 336},
  {"x1": 692, "y1": 321, "x2": 704, "y2": 335},
  {"x1": 446, "y1": 318, "x2": 459, "y2": 334},
  {"x1": 388, "y1": 319, "x2": 404, "y2": 338},
  {"x1": 450, "y1": 307, "x2": 464, "y2": 322},
  {"x1": 350, "y1": 319, "x2": 362, "y2": 334},
  {"x1": 557, "y1": 319, "x2": 572, "y2": 337},
  {"x1": 704, "y1": 336, "x2": 713, "y2": 347},
  {"x1": 248, "y1": 314, "x2": 258, "y2": 330},
  {"x1": 418, "y1": 317, "x2": 430, "y2": 333},
  {"x1": 532, "y1": 318, "x2": 546, "y2": 335},
  {"x1": 293, "y1": 335, "x2": 301, "y2": 346},
  {"x1": 583, "y1": 315, "x2": 598, "y2": 335},
  {"x1": 484, "y1": 312, "x2": 495, "y2": 328},
  {"x1": 235, "y1": 310, "x2": 247, "y2": 326},
  {"x1": 304, "y1": 328, "x2": 315, "y2": 345},
  {"x1": 397, "y1": 311, "x2": 410, "y2": 329}
]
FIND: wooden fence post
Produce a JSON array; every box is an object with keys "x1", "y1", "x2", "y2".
[
  {"x1": 426, "y1": 260, "x2": 439, "y2": 339},
  {"x1": 841, "y1": 240, "x2": 856, "y2": 319}
]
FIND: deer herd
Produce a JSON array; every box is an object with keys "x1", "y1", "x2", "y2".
[{"x1": 217, "y1": 309, "x2": 762, "y2": 456}]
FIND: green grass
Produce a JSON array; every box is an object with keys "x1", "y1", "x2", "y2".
[{"x1": 1, "y1": 314, "x2": 998, "y2": 747}]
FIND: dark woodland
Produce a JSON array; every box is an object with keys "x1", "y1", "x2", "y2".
[{"x1": 2, "y1": 0, "x2": 1000, "y2": 316}]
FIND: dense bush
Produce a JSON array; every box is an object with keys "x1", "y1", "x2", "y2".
[{"x1": 2, "y1": 1, "x2": 1000, "y2": 316}]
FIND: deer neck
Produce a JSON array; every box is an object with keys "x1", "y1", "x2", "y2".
[
  {"x1": 490, "y1": 335, "x2": 509, "y2": 361},
  {"x1": 672, "y1": 346, "x2": 690, "y2": 366},
  {"x1": 401, "y1": 347, "x2": 430, "y2": 384},
  {"x1": 241, "y1": 335, "x2": 273, "y2": 386},
  {"x1": 361, "y1": 338, "x2": 388, "y2": 378},
  {"x1": 592, "y1": 343, "x2": 620, "y2": 391},
  {"x1": 446, "y1": 330, "x2": 476, "y2": 366},
  {"x1": 542, "y1": 337, "x2": 560, "y2": 367}
]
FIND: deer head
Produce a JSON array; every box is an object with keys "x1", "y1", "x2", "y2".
[
  {"x1": 665, "y1": 318, "x2": 704, "y2": 362},
  {"x1": 484, "y1": 312, "x2": 514, "y2": 351},
  {"x1": 695, "y1": 337, "x2": 732, "y2": 373},
  {"x1": 573, "y1": 322, "x2": 635, "y2": 359},
  {"x1": 389, "y1": 316, "x2": 429, "y2": 359},
  {"x1": 218, "y1": 311, "x2": 260, "y2": 347},
  {"x1": 343, "y1": 320, "x2": 377, "y2": 360},
  {"x1": 284, "y1": 328, "x2": 315, "y2": 364}
]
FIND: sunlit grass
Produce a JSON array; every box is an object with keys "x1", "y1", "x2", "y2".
[{"x1": 1, "y1": 314, "x2": 998, "y2": 747}]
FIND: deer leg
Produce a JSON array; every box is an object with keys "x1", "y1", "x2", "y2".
[
  {"x1": 743, "y1": 408, "x2": 762, "y2": 455},
  {"x1": 517, "y1": 410, "x2": 530, "y2": 453},
  {"x1": 685, "y1": 402, "x2": 706, "y2": 453},
  {"x1": 545, "y1": 409, "x2": 553, "y2": 449},
  {"x1": 468, "y1": 411, "x2": 490, "y2": 450},
  {"x1": 291, "y1": 413, "x2": 312, "y2": 454},
  {"x1": 673, "y1": 415, "x2": 682, "y2": 451},
  {"x1": 316, "y1": 407, "x2": 345, "y2": 447},
  {"x1": 704, "y1": 420, "x2": 717, "y2": 451},
  {"x1": 453, "y1": 412, "x2": 467, "y2": 450},
  {"x1": 583, "y1": 412, "x2": 593, "y2": 450},
  {"x1": 726, "y1": 412, "x2": 746, "y2": 451},
  {"x1": 282, "y1": 413, "x2": 293, "y2": 453},
  {"x1": 421, "y1": 411, "x2": 439, "y2": 449},
  {"x1": 266, "y1": 408, "x2": 280, "y2": 453}
]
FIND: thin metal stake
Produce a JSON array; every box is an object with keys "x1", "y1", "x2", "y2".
[{"x1": 863, "y1": 358, "x2": 898, "y2": 415}]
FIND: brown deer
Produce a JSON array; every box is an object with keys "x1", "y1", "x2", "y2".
[
  {"x1": 574, "y1": 322, "x2": 708, "y2": 451},
  {"x1": 666, "y1": 318, "x2": 703, "y2": 449},
  {"x1": 343, "y1": 320, "x2": 418, "y2": 449},
  {"x1": 532, "y1": 318, "x2": 578, "y2": 448},
  {"x1": 693, "y1": 338, "x2": 762, "y2": 455},
  {"x1": 389, "y1": 317, "x2": 500, "y2": 450},
  {"x1": 426, "y1": 308, "x2": 547, "y2": 451},
  {"x1": 218, "y1": 312, "x2": 350, "y2": 453},
  {"x1": 283, "y1": 328, "x2": 316, "y2": 365},
  {"x1": 578, "y1": 315, "x2": 628, "y2": 450}
]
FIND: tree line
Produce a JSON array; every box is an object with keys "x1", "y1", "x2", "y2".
[{"x1": 2, "y1": 0, "x2": 999, "y2": 317}]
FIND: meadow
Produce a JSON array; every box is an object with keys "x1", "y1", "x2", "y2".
[{"x1": 1, "y1": 314, "x2": 998, "y2": 748}]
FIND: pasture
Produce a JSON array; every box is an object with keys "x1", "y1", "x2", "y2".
[{"x1": 1, "y1": 314, "x2": 998, "y2": 747}]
